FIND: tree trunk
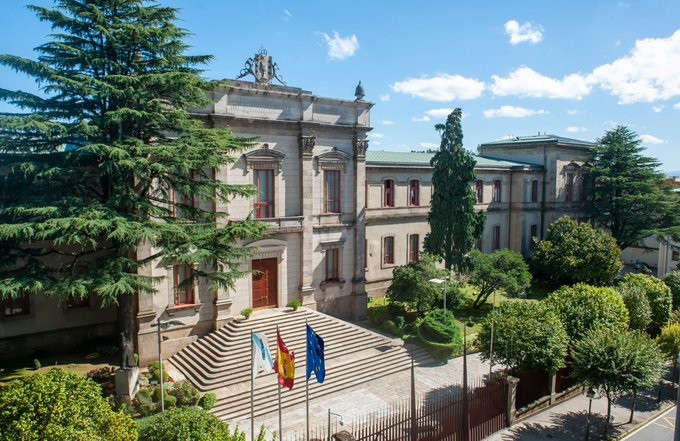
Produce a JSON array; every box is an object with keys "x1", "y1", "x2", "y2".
[
  {"x1": 117, "y1": 293, "x2": 137, "y2": 368},
  {"x1": 603, "y1": 392, "x2": 612, "y2": 438},
  {"x1": 628, "y1": 389, "x2": 637, "y2": 423}
]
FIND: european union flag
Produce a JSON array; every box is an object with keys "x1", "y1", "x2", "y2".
[{"x1": 306, "y1": 324, "x2": 325, "y2": 383}]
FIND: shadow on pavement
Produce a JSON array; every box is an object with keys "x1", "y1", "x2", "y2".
[{"x1": 498, "y1": 411, "x2": 632, "y2": 441}]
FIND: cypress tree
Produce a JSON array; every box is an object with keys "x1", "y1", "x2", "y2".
[
  {"x1": 424, "y1": 108, "x2": 485, "y2": 272},
  {"x1": 0, "y1": 0, "x2": 266, "y2": 363}
]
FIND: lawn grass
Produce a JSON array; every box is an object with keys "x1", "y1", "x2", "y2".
[{"x1": 0, "y1": 350, "x2": 118, "y2": 386}]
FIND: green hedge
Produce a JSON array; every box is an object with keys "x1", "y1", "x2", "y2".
[{"x1": 416, "y1": 309, "x2": 463, "y2": 359}]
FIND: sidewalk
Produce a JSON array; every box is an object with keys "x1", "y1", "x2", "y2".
[{"x1": 485, "y1": 387, "x2": 675, "y2": 441}]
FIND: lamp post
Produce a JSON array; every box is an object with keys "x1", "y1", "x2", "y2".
[
  {"x1": 151, "y1": 319, "x2": 185, "y2": 412},
  {"x1": 675, "y1": 352, "x2": 680, "y2": 441},
  {"x1": 429, "y1": 276, "x2": 449, "y2": 312},
  {"x1": 489, "y1": 290, "x2": 497, "y2": 380},
  {"x1": 585, "y1": 387, "x2": 596, "y2": 441},
  {"x1": 327, "y1": 409, "x2": 344, "y2": 441}
]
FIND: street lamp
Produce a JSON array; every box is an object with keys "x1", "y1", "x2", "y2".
[
  {"x1": 327, "y1": 409, "x2": 344, "y2": 441},
  {"x1": 151, "y1": 319, "x2": 185, "y2": 412},
  {"x1": 585, "y1": 387, "x2": 596, "y2": 441},
  {"x1": 429, "y1": 276, "x2": 449, "y2": 312}
]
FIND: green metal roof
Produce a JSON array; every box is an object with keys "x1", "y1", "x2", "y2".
[
  {"x1": 365, "y1": 150, "x2": 540, "y2": 168},
  {"x1": 479, "y1": 134, "x2": 594, "y2": 147}
]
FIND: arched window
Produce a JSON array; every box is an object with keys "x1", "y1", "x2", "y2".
[
  {"x1": 492, "y1": 180, "x2": 502, "y2": 203},
  {"x1": 531, "y1": 179, "x2": 539, "y2": 203}
]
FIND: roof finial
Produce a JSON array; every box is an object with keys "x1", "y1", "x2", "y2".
[{"x1": 354, "y1": 81, "x2": 365, "y2": 101}]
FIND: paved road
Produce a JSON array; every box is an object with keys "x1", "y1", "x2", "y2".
[{"x1": 622, "y1": 406, "x2": 676, "y2": 441}]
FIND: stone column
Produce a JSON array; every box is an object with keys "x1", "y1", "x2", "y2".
[
  {"x1": 506, "y1": 376, "x2": 520, "y2": 427},
  {"x1": 351, "y1": 137, "x2": 369, "y2": 320},
  {"x1": 299, "y1": 134, "x2": 316, "y2": 308}
]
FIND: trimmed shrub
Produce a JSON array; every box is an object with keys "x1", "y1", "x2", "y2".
[
  {"x1": 617, "y1": 285, "x2": 652, "y2": 331},
  {"x1": 367, "y1": 303, "x2": 390, "y2": 326},
  {"x1": 138, "y1": 406, "x2": 244, "y2": 441},
  {"x1": 657, "y1": 323, "x2": 680, "y2": 365},
  {"x1": 0, "y1": 369, "x2": 136, "y2": 441},
  {"x1": 664, "y1": 270, "x2": 680, "y2": 310},
  {"x1": 417, "y1": 309, "x2": 463, "y2": 359},
  {"x1": 148, "y1": 360, "x2": 168, "y2": 383},
  {"x1": 620, "y1": 273, "x2": 672, "y2": 333},
  {"x1": 170, "y1": 380, "x2": 200, "y2": 407},
  {"x1": 545, "y1": 283, "x2": 629, "y2": 343},
  {"x1": 199, "y1": 392, "x2": 217, "y2": 411}
]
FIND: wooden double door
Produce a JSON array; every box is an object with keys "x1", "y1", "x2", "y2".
[{"x1": 252, "y1": 258, "x2": 278, "y2": 309}]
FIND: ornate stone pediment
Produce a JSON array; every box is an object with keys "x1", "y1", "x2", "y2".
[
  {"x1": 316, "y1": 148, "x2": 351, "y2": 173},
  {"x1": 243, "y1": 144, "x2": 285, "y2": 173}
]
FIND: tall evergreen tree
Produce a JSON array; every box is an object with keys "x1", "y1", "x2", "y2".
[
  {"x1": 0, "y1": 0, "x2": 266, "y2": 364},
  {"x1": 585, "y1": 125, "x2": 680, "y2": 249},
  {"x1": 424, "y1": 108, "x2": 485, "y2": 272}
]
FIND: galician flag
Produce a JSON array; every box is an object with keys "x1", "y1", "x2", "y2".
[
  {"x1": 306, "y1": 324, "x2": 325, "y2": 383},
  {"x1": 275, "y1": 328, "x2": 295, "y2": 389},
  {"x1": 252, "y1": 332, "x2": 274, "y2": 378}
]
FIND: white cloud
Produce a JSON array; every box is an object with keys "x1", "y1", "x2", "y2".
[
  {"x1": 419, "y1": 142, "x2": 438, "y2": 149},
  {"x1": 567, "y1": 109, "x2": 580, "y2": 115},
  {"x1": 483, "y1": 106, "x2": 548, "y2": 118},
  {"x1": 380, "y1": 119, "x2": 395, "y2": 126},
  {"x1": 640, "y1": 134, "x2": 665, "y2": 144},
  {"x1": 424, "y1": 108, "x2": 455, "y2": 118},
  {"x1": 653, "y1": 105, "x2": 665, "y2": 112},
  {"x1": 320, "y1": 31, "x2": 359, "y2": 60},
  {"x1": 282, "y1": 9, "x2": 293, "y2": 20},
  {"x1": 588, "y1": 30, "x2": 680, "y2": 104},
  {"x1": 491, "y1": 66, "x2": 591, "y2": 100},
  {"x1": 674, "y1": 102, "x2": 680, "y2": 110},
  {"x1": 369, "y1": 132, "x2": 384, "y2": 139},
  {"x1": 379, "y1": 94, "x2": 390, "y2": 102},
  {"x1": 566, "y1": 126, "x2": 588, "y2": 133},
  {"x1": 412, "y1": 116, "x2": 431, "y2": 122},
  {"x1": 504, "y1": 19, "x2": 544, "y2": 45},
  {"x1": 391, "y1": 74, "x2": 485, "y2": 102}
]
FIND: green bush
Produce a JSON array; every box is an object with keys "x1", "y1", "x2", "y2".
[
  {"x1": 417, "y1": 309, "x2": 463, "y2": 359},
  {"x1": 286, "y1": 299, "x2": 302, "y2": 310},
  {"x1": 164, "y1": 395, "x2": 177, "y2": 409},
  {"x1": 545, "y1": 283, "x2": 629, "y2": 343},
  {"x1": 138, "y1": 406, "x2": 245, "y2": 441},
  {"x1": 620, "y1": 273, "x2": 672, "y2": 333},
  {"x1": 148, "y1": 361, "x2": 168, "y2": 383},
  {"x1": 0, "y1": 369, "x2": 137, "y2": 441},
  {"x1": 199, "y1": 392, "x2": 217, "y2": 411},
  {"x1": 617, "y1": 285, "x2": 652, "y2": 330},
  {"x1": 367, "y1": 303, "x2": 391, "y2": 326},
  {"x1": 170, "y1": 380, "x2": 200, "y2": 407},
  {"x1": 663, "y1": 271, "x2": 680, "y2": 310},
  {"x1": 152, "y1": 385, "x2": 169, "y2": 403},
  {"x1": 657, "y1": 323, "x2": 680, "y2": 364}
]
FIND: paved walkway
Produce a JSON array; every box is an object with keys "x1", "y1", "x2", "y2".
[
  {"x1": 486, "y1": 387, "x2": 675, "y2": 441},
  {"x1": 621, "y1": 406, "x2": 676, "y2": 441}
]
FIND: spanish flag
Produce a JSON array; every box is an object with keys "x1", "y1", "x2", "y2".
[{"x1": 275, "y1": 328, "x2": 295, "y2": 389}]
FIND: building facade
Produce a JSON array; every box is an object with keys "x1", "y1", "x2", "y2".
[{"x1": 0, "y1": 67, "x2": 594, "y2": 363}]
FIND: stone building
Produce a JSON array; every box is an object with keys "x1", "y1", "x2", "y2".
[{"x1": 0, "y1": 57, "x2": 593, "y2": 364}]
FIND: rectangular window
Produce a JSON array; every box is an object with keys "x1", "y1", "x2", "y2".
[
  {"x1": 384, "y1": 236, "x2": 395, "y2": 265},
  {"x1": 254, "y1": 169, "x2": 274, "y2": 219},
  {"x1": 172, "y1": 188, "x2": 194, "y2": 218},
  {"x1": 492, "y1": 226, "x2": 501, "y2": 250},
  {"x1": 409, "y1": 180, "x2": 420, "y2": 206},
  {"x1": 531, "y1": 180, "x2": 538, "y2": 203},
  {"x1": 408, "y1": 234, "x2": 420, "y2": 263},
  {"x1": 325, "y1": 248, "x2": 339, "y2": 281},
  {"x1": 2, "y1": 291, "x2": 30, "y2": 317},
  {"x1": 493, "y1": 180, "x2": 502, "y2": 203},
  {"x1": 530, "y1": 224, "x2": 538, "y2": 249},
  {"x1": 67, "y1": 295, "x2": 90, "y2": 309},
  {"x1": 324, "y1": 170, "x2": 341, "y2": 213},
  {"x1": 384, "y1": 179, "x2": 395, "y2": 207},
  {"x1": 174, "y1": 264, "x2": 194, "y2": 305},
  {"x1": 566, "y1": 173, "x2": 574, "y2": 202},
  {"x1": 476, "y1": 180, "x2": 484, "y2": 203}
]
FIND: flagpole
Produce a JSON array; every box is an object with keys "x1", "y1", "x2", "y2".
[
  {"x1": 306, "y1": 319, "x2": 310, "y2": 441},
  {"x1": 277, "y1": 325, "x2": 282, "y2": 440},
  {"x1": 250, "y1": 329, "x2": 255, "y2": 441}
]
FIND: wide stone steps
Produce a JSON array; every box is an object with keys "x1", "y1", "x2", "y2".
[
  {"x1": 168, "y1": 308, "x2": 433, "y2": 423},
  {"x1": 170, "y1": 309, "x2": 388, "y2": 391}
]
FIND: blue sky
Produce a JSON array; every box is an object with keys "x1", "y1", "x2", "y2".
[{"x1": 2, "y1": 0, "x2": 680, "y2": 172}]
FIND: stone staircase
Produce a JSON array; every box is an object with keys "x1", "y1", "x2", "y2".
[{"x1": 168, "y1": 308, "x2": 432, "y2": 422}]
